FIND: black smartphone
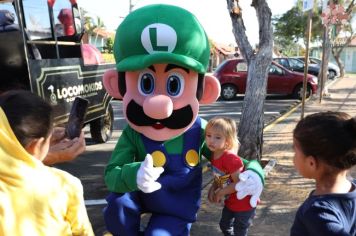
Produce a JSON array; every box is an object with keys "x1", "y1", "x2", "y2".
[{"x1": 65, "y1": 97, "x2": 89, "y2": 139}]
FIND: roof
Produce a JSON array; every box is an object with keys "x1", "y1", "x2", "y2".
[
  {"x1": 92, "y1": 28, "x2": 115, "y2": 38},
  {"x1": 211, "y1": 42, "x2": 237, "y2": 56}
]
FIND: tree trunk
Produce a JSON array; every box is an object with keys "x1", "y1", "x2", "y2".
[
  {"x1": 238, "y1": 57, "x2": 271, "y2": 160},
  {"x1": 333, "y1": 45, "x2": 346, "y2": 78},
  {"x1": 227, "y1": 0, "x2": 273, "y2": 160},
  {"x1": 334, "y1": 51, "x2": 345, "y2": 77},
  {"x1": 332, "y1": 35, "x2": 353, "y2": 78},
  {"x1": 318, "y1": 25, "x2": 331, "y2": 98}
]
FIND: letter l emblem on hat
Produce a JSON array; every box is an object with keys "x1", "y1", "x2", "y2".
[{"x1": 141, "y1": 23, "x2": 177, "y2": 54}]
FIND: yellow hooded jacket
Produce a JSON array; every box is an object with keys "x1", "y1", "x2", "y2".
[{"x1": 0, "y1": 108, "x2": 94, "y2": 236}]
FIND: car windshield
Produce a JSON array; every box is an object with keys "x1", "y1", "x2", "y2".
[
  {"x1": 214, "y1": 60, "x2": 230, "y2": 74},
  {"x1": 289, "y1": 58, "x2": 304, "y2": 69},
  {"x1": 269, "y1": 64, "x2": 283, "y2": 75},
  {"x1": 274, "y1": 58, "x2": 288, "y2": 68},
  {"x1": 310, "y1": 58, "x2": 321, "y2": 64}
]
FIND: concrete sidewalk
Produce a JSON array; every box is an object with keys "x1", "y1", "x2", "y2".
[{"x1": 191, "y1": 75, "x2": 356, "y2": 236}]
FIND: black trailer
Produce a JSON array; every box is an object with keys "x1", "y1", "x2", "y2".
[{"x1": 0, "y1": 0, "x2": 115, "y2": 143}]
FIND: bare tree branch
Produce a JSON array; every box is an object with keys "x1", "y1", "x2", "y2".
[{"x1": 226, "y1": 0, "x2": 254, "y2": 62}]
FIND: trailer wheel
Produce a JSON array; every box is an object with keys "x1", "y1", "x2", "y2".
[{"x1": 90, "y1": 103, "x2": 114, "y2": 143}]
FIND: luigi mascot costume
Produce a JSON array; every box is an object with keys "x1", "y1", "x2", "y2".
[{"x1": 102, "y1": 4, "x2": 264, "y2": 236}]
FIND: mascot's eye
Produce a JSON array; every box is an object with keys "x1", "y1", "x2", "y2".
[
  {"x1": 166, "y1": 73, "x2": 184, "y2": 97},
  {"x1": 138, "y1": 72, "x2": 155, "y2": 95}
]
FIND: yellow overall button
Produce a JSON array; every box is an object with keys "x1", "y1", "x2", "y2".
[
  {"x1": 151, "y1": 151, "x2": 166, "y2": 167},
  {"x1": 185, "y1": 149, "x2": 199, "y2": 167}
]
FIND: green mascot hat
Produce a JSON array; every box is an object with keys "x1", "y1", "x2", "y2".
[{"x1": 113, "y1": 4, "x2": 210, "y2": 74}]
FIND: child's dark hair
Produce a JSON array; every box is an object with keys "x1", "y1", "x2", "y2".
[
  {"x1": 293, "y1": 111, "x2": 356, "y2": 169},
  {"x1": 0, "y1": 90, "x2": 53, "y2": 148}
]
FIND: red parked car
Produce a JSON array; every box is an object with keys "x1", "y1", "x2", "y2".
[{"x1": 213, "y1": 59, "x2": 318, "y2": 100}]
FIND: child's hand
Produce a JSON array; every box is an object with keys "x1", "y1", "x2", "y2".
[
  {"x1": 50, "y1": 127, "x2": 66, "y2": 145},
  {"x1": 207, "y1": 183, "x2": 218, "y2": 203},
  {"x1": 208, "y1": 187, "x2": 215, "y2": 203},
  {"x1": 43, "y1": 130, "x2": 86, "y2": 165},
  {"x1": 213, "y1": 189, "x2": 225, "y2": 203}
]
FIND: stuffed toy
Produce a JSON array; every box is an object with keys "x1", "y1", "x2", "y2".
[
  {"x1": 57, "y1": 8, "x2": 75, "y2": 36},
  {"x1": 102, "y1": 4, "x2": 264, "y2": 236}
]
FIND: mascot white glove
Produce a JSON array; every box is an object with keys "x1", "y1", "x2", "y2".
[
  {"x1": 137, "y1": 154, "x2": 164, "y2": 193},
  {"x1": 235, "y1": 170, "x2": 263, "y2": 208}
]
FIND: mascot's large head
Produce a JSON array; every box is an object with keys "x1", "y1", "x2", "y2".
[{"x1": 103, "y1": 4, "x2": 220, "y2": 141}]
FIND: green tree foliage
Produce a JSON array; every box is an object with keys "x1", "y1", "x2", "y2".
[
  {"x1": 273, "y1": 0, "x2": 323, "y2": 56},
  {"x1": 80, "y1": 8, "x2": 96, "y2": 34},
  {"x1": 273, "y1": 6, "x2": 305, "y2": 43},
  {"x1": 80, "y1": 7, "x2": 106, "y2": 46},
  {"x1": 104, "y1": 37, "x2": 114, "y2": 53}
]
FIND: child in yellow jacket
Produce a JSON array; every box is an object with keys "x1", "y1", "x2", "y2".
[{"x1": 0, "y1": 90, "x2": 94, "y2": 236}]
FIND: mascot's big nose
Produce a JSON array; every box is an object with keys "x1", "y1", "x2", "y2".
[{"x1": 143, "y1": 95, "x2": 173, "y2": 120}]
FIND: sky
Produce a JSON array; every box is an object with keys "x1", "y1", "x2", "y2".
[{"x1": 80, "y1": 0, "x2": 297, "y2": 46}]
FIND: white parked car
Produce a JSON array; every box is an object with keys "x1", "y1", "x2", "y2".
[{"x1": 296, "y1": 57, "x2": 340, "y2": 79}]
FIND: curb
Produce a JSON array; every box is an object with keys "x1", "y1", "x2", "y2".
[
  {"x1": 263, "y1": 100, "x2": 301, "y2": 132},
  {"x1": 325, "y1": 76, "x2": 340, "y2": 89}
]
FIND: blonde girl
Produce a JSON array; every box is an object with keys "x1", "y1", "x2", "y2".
[{"x1": 205, "y1": 117, "x2": 255, "y2": 236}]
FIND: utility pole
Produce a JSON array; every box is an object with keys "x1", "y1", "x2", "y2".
[
  {"x1": 129, "y1": 0, "x2": 134, "y2": 13},
  {"x1": 301, "y1": 0, "x2": 314, "y2": 119}
]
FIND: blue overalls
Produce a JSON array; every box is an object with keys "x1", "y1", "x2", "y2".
[{"x1": 104, "y1": 118, "x2": 203, "y2": 236}]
